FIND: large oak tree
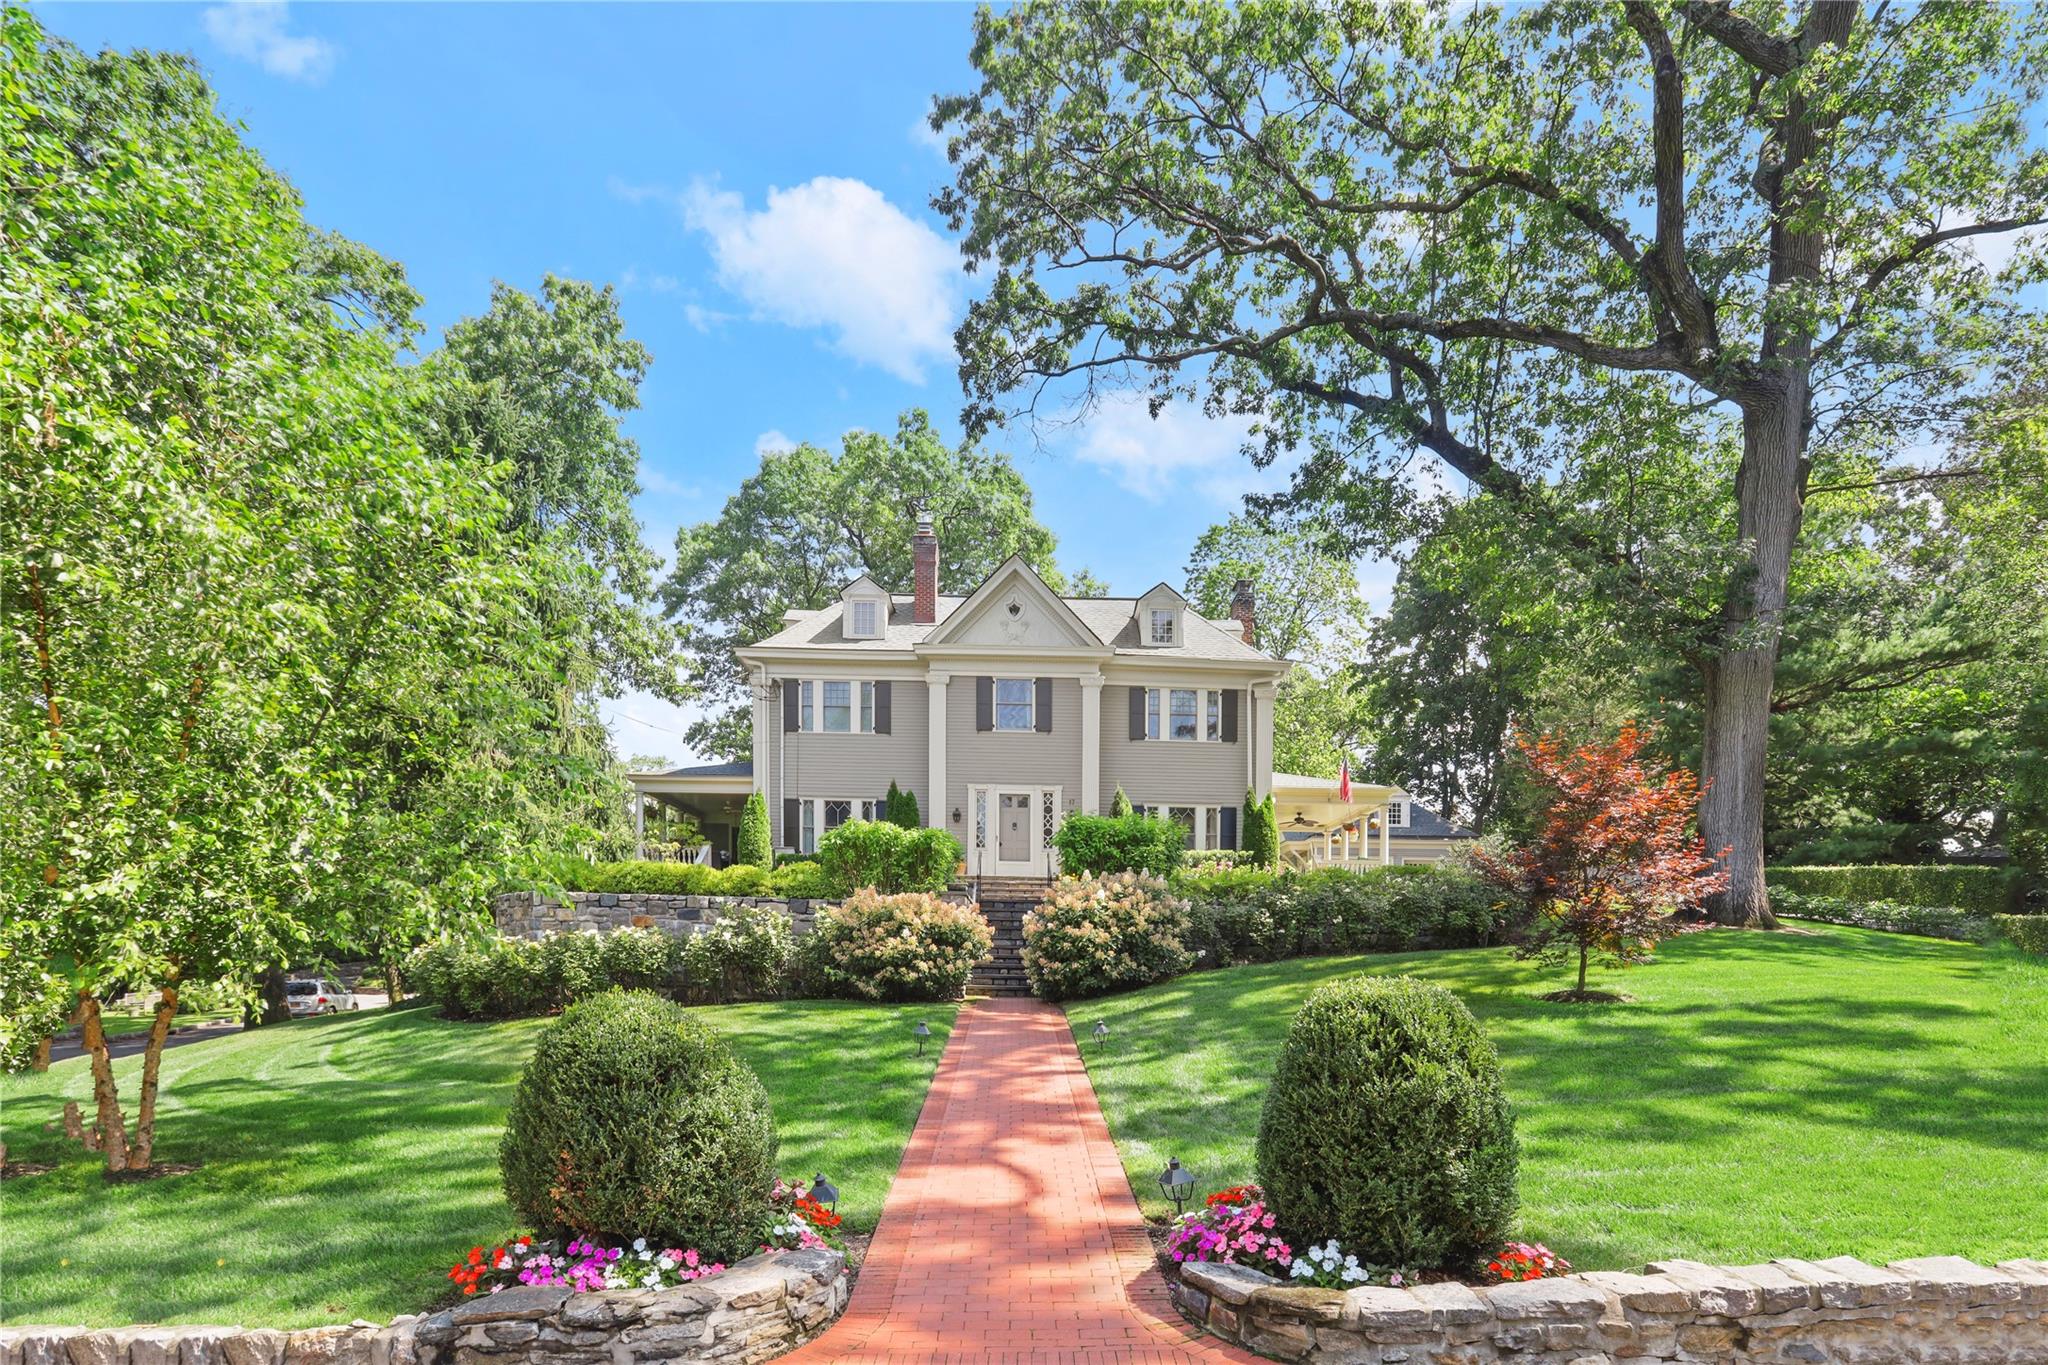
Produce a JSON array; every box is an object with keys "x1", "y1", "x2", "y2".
[{"x1": 937, "y1": 0, "x2": 2048, "y2": 923}]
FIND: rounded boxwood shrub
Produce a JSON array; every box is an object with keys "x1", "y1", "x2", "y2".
[
  {"x1": 1022, "y1": 872, "x2": 1195, "y2": 1000},
  {"x1": 1255, "y1": 975, "x2": 1517, "y2": 1272},
  {"x1": 500, "y1": 990, "x2": 777, "y2": 1261}
]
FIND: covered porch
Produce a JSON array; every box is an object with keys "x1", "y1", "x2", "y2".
[
  {"x1": 1271, "y1": 771, "x2": 1407, "y2": 870},
  {"x1": 625, "y1": 760, "x2": 755, "y2": 863}
]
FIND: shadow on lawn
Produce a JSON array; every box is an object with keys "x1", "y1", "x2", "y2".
[{"x1": 1078, "y1": 927, "x2": 2048, "y2": 1214}]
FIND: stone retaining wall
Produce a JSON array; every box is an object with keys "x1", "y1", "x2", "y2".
[
  {"x1": 490, "y1": 891, "x2": 825, "y2": 941},
  {"x1": 1, "y1": 1250, "x2": 846, "y2": 1365},
  {"x1": 1169, "y1": 1254, "x2": 2048, "y2": 1363}
]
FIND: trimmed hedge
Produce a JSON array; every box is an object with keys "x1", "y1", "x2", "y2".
[
  {"x1": 1767, "y1": 864, "x2": 2027, "y2": 916},
  {"x1": 1021, "y1": 873, "x2": 1195, "y2": 1001},
  {"x1": 1182, "y1": 864, "x2": 1515, "y2": 967},
  {"x1": 817, "y1": 819, "x2": 961, "y2": 895},
  {"x1": 1994, "y1": 914, "x2": 2048, "y2": 954},
  {"x1": 1051, "y1": 812, "x2": 1187, "y2": 878},
  {"x1": 500, "y1": 990, "x2": 776, "y2": 1260},
  {"x1": 1770, "y1": 889, "x2": 1991, "y2": 943},
  {"x1": 1256, "y1": 975, "x2": 1518, "y2": 1273}
]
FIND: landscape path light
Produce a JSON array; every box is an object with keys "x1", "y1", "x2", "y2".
[
  {"x1": 809, "y1": 1173, "x2": 839, "y2": 1214},
  {"x1": 915, "y1": 1020, "x2": 932, "y2": 1056},
  {"x1": 1093, "y1": 1020, "x2": 1109, "y2": 1050},
  {"x1": 1158, "y1": 1157, "x2": 1196, "y2": 1216}
]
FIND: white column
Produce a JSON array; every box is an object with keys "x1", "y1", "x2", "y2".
[
  {"x1": 1079, "y1": 672, "x2": 1104, "y2": 814},
  {"x1": 1381, "y1": 807, "x2": 1391, "y2": 865},
  {"x1": 1343, "y1": 825, "x2": 1353, "y2": 864},
  {"x1": 1251, "y1": 683, "x2": 1277, "y2": 801},
  {"x1": 926, "y1": 671, "x2": 950, "y2": 832},
  {"x1": 634, "y1": 790, "x2": 646, "y2": 859},
  {"x1": 749, "y1": 667, "x2": 770, "y2": 796}
]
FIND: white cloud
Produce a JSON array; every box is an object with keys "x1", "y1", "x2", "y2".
[
  {"x1": 639, "y1": 467, "x2": 701, "y2": 499},
  {"x1": 676, "y1": 176, "x2": 963, "y2": 383},
  {"x1": 682, "y1": 302, "x2": 733, "y2": 332},
  {"x1": 201, "y1": 1, "x2": 335, "y2": 82},
  {"x1": 754, "y1": 430, "x2": 797, "y2": 457},
  {"x1": 1068, "y1": 392, "x2": 1289, "y2": 507},
  {"x1": 909, "y1": 111, "x2": 951, "y2": 160}
]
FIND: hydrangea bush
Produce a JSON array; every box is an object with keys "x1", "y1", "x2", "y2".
[
  {"x1": 679, "y1": 903, "x2": 794, "y2": 1003},
  {"x1": 1021, "y1": 872, "x2": 1194, "y2": 1000},
  {"x1": 798, "y1": 889, "x2": 993, "y2": 1002}
]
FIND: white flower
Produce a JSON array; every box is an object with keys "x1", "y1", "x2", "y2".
[{"x1": 633, "y1": 1238, "x2": 647, "y2": 1252}]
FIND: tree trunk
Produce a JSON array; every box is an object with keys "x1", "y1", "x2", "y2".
[
  {"x1": 129, "y1": 980, "x2": 180, "y2": 1170},
  {"x1": 31, "y1": 1035, "x2": 51, "y2": 1072},
  {"x1": 1576, "y1": 941, "x2": 1589, "y2": 993},
  {"x1": 77, "y1": 992, "x2": 131, "y2": 1174},
  {"x1": 247, "y1": 967, "x2": 291, "y2": 1027},
  {"x1": 1698, "y1": 394, "x2": 1804, "y2": 930}
]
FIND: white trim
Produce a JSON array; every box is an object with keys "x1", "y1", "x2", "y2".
[
  {"x1": 1138, "y1": 686, "x2": 1227, "y2": 742},
  {"x1": 921, "y1": 556, "x2": 1101, "y2": 650},
  {"x1": 1136, "y1": 802, "x2": 1229, "y2": 851},
  {"x1": 992, "y1": 676, "x2": 1036, "y2": 732},
  {"x1": 787, "y1": 674, "x2": 886, "y2": 734},
  {"x1": 966, "y1": 782, "x2": 1064, "y2": 878},
  {"x1": 792, "y1": 795, "x2": 889, "y2": 855}
]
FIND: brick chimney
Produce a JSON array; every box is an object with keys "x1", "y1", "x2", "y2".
[
  {"x1": 1229, "y1": 577, "x2": 1257, "y2": 647},
  {"x1": 912, "y1": 510, "x2": 939, "y2": 624}
]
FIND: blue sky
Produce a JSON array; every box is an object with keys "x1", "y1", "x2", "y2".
[{"x1": 36, "y1": 0, "x2": 1361, "y2": 764}]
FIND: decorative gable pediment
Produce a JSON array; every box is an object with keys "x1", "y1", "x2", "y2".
[{"x1": 920, "y1": 557, "x2": 1101, "y2": 651}]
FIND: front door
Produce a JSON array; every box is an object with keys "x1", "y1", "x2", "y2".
[
  {"x1": 968, "y1": 784, "x2": 1064, "y2": 878},
  {"x1": 998, "y1": 792, "x2": 1031, "y2": 862}
]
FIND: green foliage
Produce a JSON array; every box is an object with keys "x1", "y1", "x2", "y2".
[
  {"x1": 1109, "y1": 787, "x2": 1134, "y2": 818},
  {"x1": 1765, "y1": 865, "x2": 2026, "y2": 917},
  {"x1": 882, "y1": 781, "x2": 921, "y2": 829},
  {"x1": 548, "y1": 860, "x2": 782, "y2": 897},
  {"x1": 1021, "y1": 873, "x2": 1194, "y2": 1001},
  {"x1": 1771, "y1": 890, "x2": 1991, "y2": 944},
  {"x1": 1995, "y1": 916, "x2": 2048, "y2": 955},
  {"x1": 500, "y1": 991, "x2": 776, "y2": 1259},
  {"x1": 406, "y1": 928, "x2": 693, "y2": 1020},
  {"x1": 1051, "y1": 813, "x2": 1185, "y2": 878},
  {"x1": 1182, "y1": 866, "x2": 1514, "y2": 967},
  {"x1": 661, "y1": 409, "x2": 1075, "y2": 758},
  {"x1": 799, "y1": 890, "x2": 992, "y2": 1002},
  {"x1": 1255, "y1": 976, "x2": 1518, "y2": 1272},
  {"x1": 1238, "y1": 791, "x2": 1280, "y2": 868},
  {"x1": 765, "y1": 860, "x2": 835, "y2": 900},
  {"x1": 817, "y1": 820, "x2": 961, "y2": 895},
  {"x1": 738, "y1": 792, "x2": 773, "y2": 870},
  {"x1": 679, "y1": 905, "x2": 795, "y2": 1003}
]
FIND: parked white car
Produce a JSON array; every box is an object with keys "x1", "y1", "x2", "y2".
[{"x1": 284, "y1": 978, "x2": 354, "y2": 1016}]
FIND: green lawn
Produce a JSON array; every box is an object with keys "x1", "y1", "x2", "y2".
[
  {"x1": 1065, "y1": 922, "x2": 2047, "y2": 1271},
  {"x1": 0, "y1": 999, "x2": 956, "y2": 1328}
]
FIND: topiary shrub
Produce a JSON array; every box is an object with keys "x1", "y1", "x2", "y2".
[
  {"x1": 1050, "y1": 812, "x2": 1184, "y2": 877},
  {"x1": 799, "y1": 889, "x2": 992, "y2": 1001},
  {"x1": 737, "y1": 791, "x2": 773, "y2": 869},
  {"x1": 1256, "y1": 975, "x2": 1517, "y2": 1272},
  {"x1": 500, "y1": 990, "x2": 777, "y2": 1261},
  {"x1": 1022, "y1": 872, "x2": 1195, "y2": 1000}
]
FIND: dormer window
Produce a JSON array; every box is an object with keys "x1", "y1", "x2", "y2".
[
  {"x1": 852, "y1": 599, "x2": 878, "y2": 637},
  {"x1": 840, "y1": 576, "x2": 887, "y2": 639},
  {"x1": 1149, "y1": 608, "x2": 1177, "y2": 645}
]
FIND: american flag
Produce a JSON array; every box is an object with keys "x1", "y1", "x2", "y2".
[{"x1": 1338, "y1": 755, "x2": 1351, "y2": 804}]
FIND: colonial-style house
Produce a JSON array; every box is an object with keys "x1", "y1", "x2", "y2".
[{"x1": 630, "y1": 516, "x2": 1424, "y2": 882}]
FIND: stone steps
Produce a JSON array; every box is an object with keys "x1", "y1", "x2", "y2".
[{"x1": 967, "y1": 889, "x2": 1040, "y2": 997}]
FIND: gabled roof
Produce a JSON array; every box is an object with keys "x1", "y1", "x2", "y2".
[
  {"x1": 920, "y1": 554, "x2": 1103, "y2": 651},
  {"x1": 1393, "y1": 798, "x2": 1478, "y2": 840},
  {"x1": 739, "y1": 562, "x2": 1280, "y2": 664}
]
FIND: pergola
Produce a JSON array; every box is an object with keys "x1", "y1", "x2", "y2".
[
  {"x1": 1270, "y1": 772, "x2": 1407, "y2": 868},
  {"x1": 626, "y1": 763, "x2": 755, "y2": 862}
]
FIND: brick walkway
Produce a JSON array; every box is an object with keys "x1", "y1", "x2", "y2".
[{"x1": 781, "y1": 998, "x2": 1255, "y2": 1364}]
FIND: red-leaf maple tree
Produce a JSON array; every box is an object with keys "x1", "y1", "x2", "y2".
[{"x1": 1474, "y1": 724, "x2": 1728, "y2": 999}]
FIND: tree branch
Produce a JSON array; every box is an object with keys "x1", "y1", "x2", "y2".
[{"x1": 1676, "y1": 0, "x2": 1799, "y2": 75}]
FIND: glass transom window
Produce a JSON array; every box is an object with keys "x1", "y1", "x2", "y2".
[
  {"x1": 1149, "y1": 608, "x2": 1177, "y2": 644},
  {"x1": 995, "y1": 677, "x2": 1035, "y2": 731}
]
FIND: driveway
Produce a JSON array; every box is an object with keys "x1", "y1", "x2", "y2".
[{"x1": 44, "y1": 994, "x2": 389, "y2": 1065}]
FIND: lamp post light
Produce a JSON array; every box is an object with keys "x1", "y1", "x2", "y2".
[
  {"x1": 1158, "y1": 1157, "x2": 1196, "y2": 1216},
  {"x1": 1093, "y1": 1020, "x2": 1109, "y2": 1050},
  {"x1": 914, "y1": 1020, "x2": 932, "y2": 1056},
  {"x1": 809, "y1": 1173, "x2": 839, "y2": 1214}
]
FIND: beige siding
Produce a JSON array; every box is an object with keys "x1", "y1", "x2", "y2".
[
  {"x1": 1390, "y1": 838, "x2": 1474, "y2": 864},
  {"x1": 944, "y1": 676, "x2": 1085, "y2": 817},
  {"x1": 1100, "y1": 685, "x2": 1250, "y2": 813},
  {"x1": 766, "y1": 678, "x2": 929, "y2": 846}
]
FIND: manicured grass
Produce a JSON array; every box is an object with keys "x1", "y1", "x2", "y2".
[
  {"x1": 0, "y1": 999, "x2": 956, "y2": 1328},
  {"x1": 90, "y1": 1008, "x2": 240, "y2": 1038},
  {"x1": 1065, "y1": 923, "x2": 2047, "y2": 1271}
]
